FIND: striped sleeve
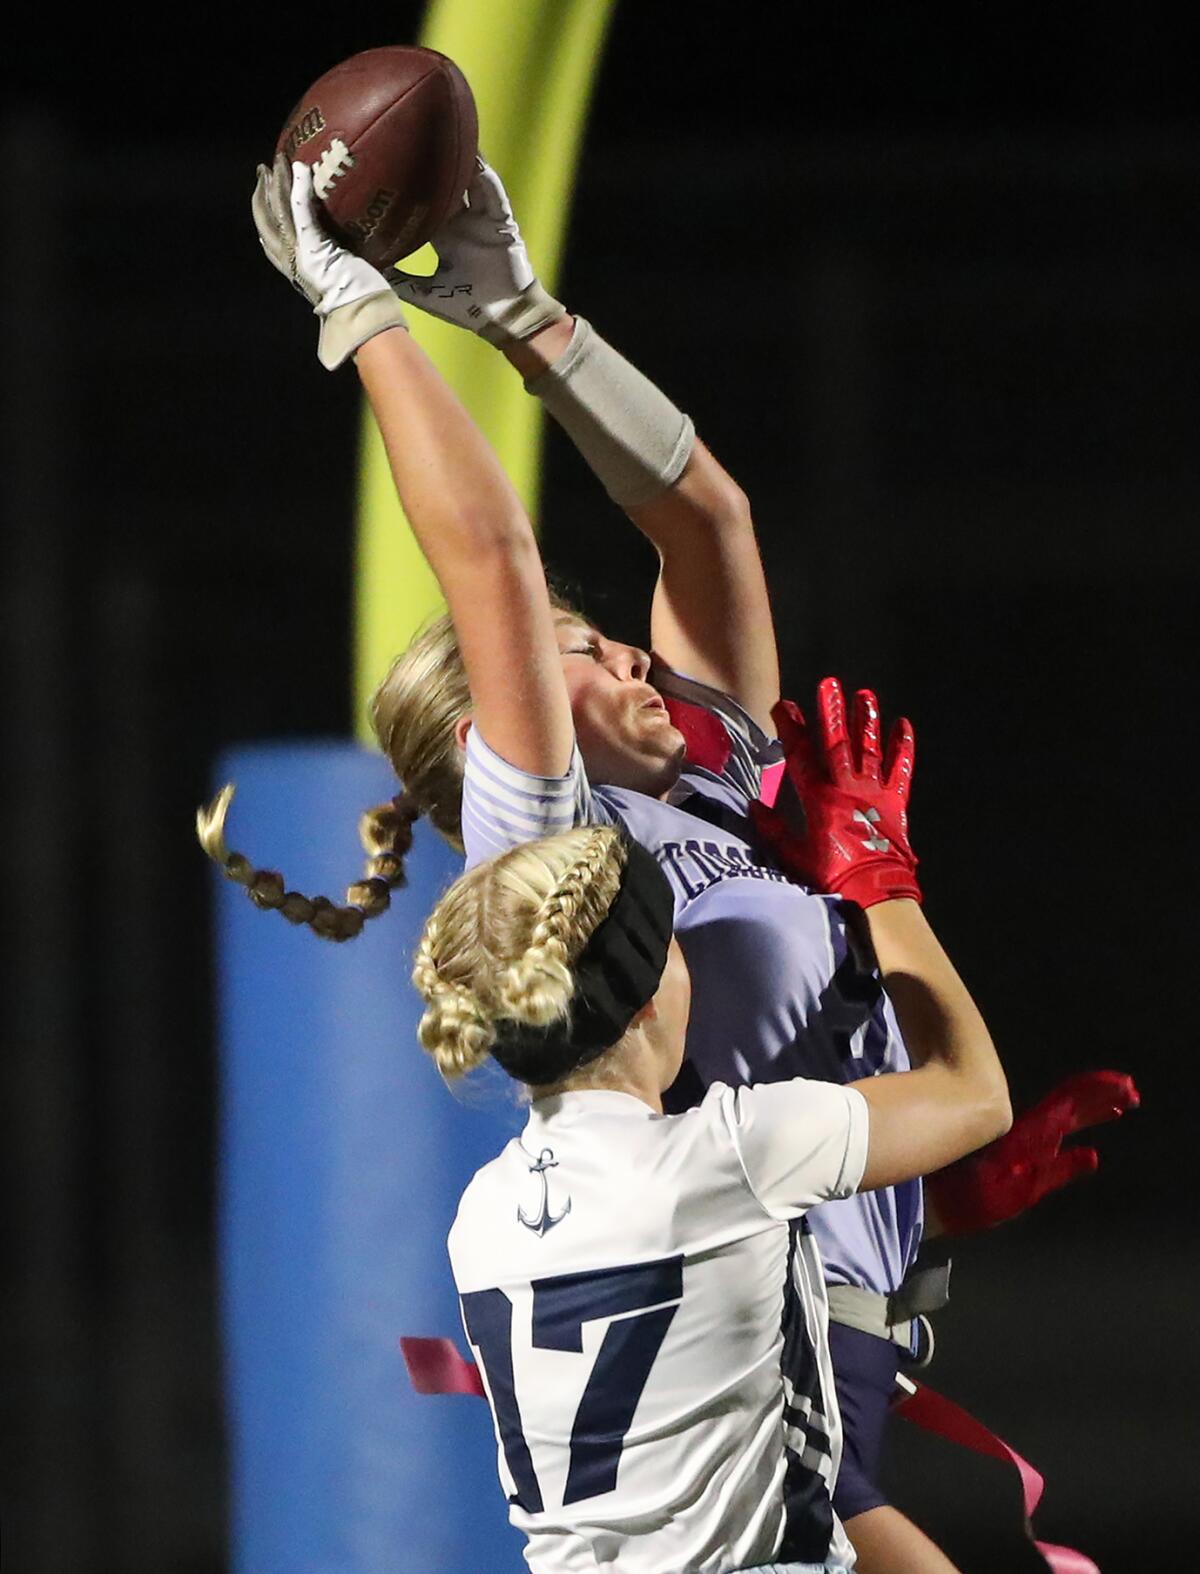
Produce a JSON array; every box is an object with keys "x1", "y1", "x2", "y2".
[{"x1": 460, "y1": 725, "x2": 616, "y2": 870}]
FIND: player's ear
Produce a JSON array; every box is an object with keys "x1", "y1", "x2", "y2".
[{"x1": 453, "y1": 714, "x2": 474, "y2": 752}]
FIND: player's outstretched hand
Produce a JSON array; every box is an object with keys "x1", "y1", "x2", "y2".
[
  {"x1": 752, "y1": 676, "x2": 921, "y2": 908},
  {"x1": 251, "y1": 155, "x2": 408, "y2": 369},
  {"x1": 927, "y1": 1069, "x2": 1140, "y2": 1234},
  {"x1": 389, "y1": 156, "x2": 566, "y2": 347}
]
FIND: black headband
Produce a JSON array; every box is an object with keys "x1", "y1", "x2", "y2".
[{"x1": 490, "y1": 837, "x2": 676, "y2": 1085}]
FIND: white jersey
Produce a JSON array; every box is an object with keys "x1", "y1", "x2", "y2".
[
  {"x1": 449, "y1": 1080, "x2": 869, "y2": 1574},
  {"x1": 461, "y1": 666, "x2": 922, "y2": 1302}
]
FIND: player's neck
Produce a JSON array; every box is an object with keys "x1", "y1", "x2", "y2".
[
  {"x1": 539, "y1": 1026, "x2": 671, "y2": 1113},
  {"x1": 557, "y1": 1062, "x2": 663, "y2": 1113}
]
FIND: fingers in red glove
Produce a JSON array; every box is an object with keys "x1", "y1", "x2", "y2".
[
  {"x1": 770, "y1": 698, "x2": 819, "y2": 794},
  {"x1": 929, "y1": 1069, "x2": 1138, "y2": 1234},
  {"x1": 1038, "y1": 1070, "x2": 1140, "y2": 1132},
  {"x1": 853, "y1": 688, "x2": 884, "y2": 781},
  {"x1": 816, "y1": 676, "x2": 854, "y2": 786},
  {"x1": 883, "y1": 715, "x2": 916, "y2": 797},
  {"x1": 768, "y1": 678, "x2": 922, "y2": 904},
  {"x1": 1037, "y1": 1144, "x2": 1101, "y2": 1199}
]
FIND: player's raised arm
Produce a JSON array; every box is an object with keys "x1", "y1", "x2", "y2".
[
  {"x1": 514, "y1": 328, "x2": 781, "y2": 734},
  {"x1": 391, "y1": 159, "x2": 781, "y2": 733},
  {"x1": 635, "y1": 449, "x2": 780, "y2": 738},
  {"x1": 251, "y1": 155, "x2": 574, "y2": 780},
  {"x1": 754, "y1": 677, "x2": 1011, "y2": 1188},
  {"x1": 853, "y1": 898, "x2": 1011, "y2": 1189}
]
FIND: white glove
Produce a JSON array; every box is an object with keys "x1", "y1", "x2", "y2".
[
  {"x1": 390, "y1": 157, "x2": 565, "y2": 347},
  {"x1": 251, "y1": 154, "x2": 408, "y2": 370}
]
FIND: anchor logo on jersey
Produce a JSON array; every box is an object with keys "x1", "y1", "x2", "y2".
[
  {"x1": 517, "y1": 1148, "x2": 572, "y2": 1237},
  {"x1": 853, "y1": 807, "x2": 891, "y2": 854}
]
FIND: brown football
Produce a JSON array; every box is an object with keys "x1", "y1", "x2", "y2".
[{"x1": 276, "y1": 45, "x2": 478, "y2": 268}]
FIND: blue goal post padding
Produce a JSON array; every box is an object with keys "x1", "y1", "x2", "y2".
[{"x1": 212, "y1": 742, "x2": 525, "y2": 1573}]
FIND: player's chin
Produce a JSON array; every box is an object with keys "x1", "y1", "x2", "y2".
[
  {"x1": 635, "y1": 720, "x2": 687, "y2": 795},
  {"x1": 662, "y1": 721, "x2": 687, "y2": 773},
  {"x1": 582, "y1": 715, "x2": 686, "y2": 795}
]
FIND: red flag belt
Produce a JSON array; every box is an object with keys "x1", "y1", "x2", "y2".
[
  {"x1": 400, "y1": 1337, "x2": 1099, "y2": 1572},
  {"x1": 893, "y1": 1377, "x2": 1099, "y2": 1574}
]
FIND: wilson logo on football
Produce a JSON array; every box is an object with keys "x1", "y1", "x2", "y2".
[
  {"x1": 346, "y1": 187, "x2": 399, "y2": 244},
  {"x1": 281, "y1": 107, "x2": 326, "y2": 160}
]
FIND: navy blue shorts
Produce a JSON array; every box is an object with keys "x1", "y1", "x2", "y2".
[{"x1": 828, "y1": 1320, "x2": 901, "y2": 1522}]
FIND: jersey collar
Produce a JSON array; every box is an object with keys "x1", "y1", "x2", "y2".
[{"x1": 527, "y1": 1089, "x2": 660, "y2": 1123}]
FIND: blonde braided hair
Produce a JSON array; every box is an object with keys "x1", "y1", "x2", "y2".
[
  {"x1": 413, "y1": 826, "x2": 627, "y2": 1083},
  {"x1": 196, "y1": 783, "x2": 418, "y2": 942},
  {"x1": 196, "y1": 589, "x2": 586, "y2": 938}
]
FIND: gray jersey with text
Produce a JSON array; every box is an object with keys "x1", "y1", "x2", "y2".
[{"x1": 460, "y1": 667, "x2": 922, "y2": 1296}]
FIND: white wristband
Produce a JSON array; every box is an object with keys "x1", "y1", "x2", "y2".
[
  {"x1": 526, "y1": 318, "x2": 694, "y2": 507},
  {"x1": 317, "y1": 289, "x2": 409, "y2": 371}
]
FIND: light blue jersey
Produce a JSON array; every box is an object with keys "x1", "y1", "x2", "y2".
[{"x1": 460, "y1": 667, "x2": 922, "y2": 1297}]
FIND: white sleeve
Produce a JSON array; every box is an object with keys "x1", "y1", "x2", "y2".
[
  {"x1": 460, "y1": 724, "x2": 616, "y2": 870},
  {"x1": 719, "y1": 1079, "x2": 870, "y2": 1219}
]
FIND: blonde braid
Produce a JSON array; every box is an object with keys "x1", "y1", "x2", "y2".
[
  {"x1": 412, "y1": 827, "x2": 629, "y2": 1083},
  {"x1": 195, "y1": 783, "x2": 419, "y2": 942},
  {"x1": 496, "y1": 828, "x2": 624, "y2": 1024},
  {"x1": 412, "y1": 914, "x2": 496, "y2": 1078},
  {"x1": 346, "y1": 794, "x2": 421, "y2": 918}
]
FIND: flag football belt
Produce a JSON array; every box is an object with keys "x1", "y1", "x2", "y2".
[
  {"x1": 399, "y1": 1296, "x2": 1099, "y2": 1573},
  {"x1": 892, "y1": 1377, "x2": 1099, "y2": 1574},
  {"x1": 826, "y1": 1261, "x2": 951, "y2": 1364}
]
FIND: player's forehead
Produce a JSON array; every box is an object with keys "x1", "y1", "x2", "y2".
[{"x1": 553, "y1": 613, "x2": 603, "y2": 642}]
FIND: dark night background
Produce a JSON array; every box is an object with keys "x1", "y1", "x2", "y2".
[{"x1": 2, "y1": 8, "x2": 1196, "y2": 1572}]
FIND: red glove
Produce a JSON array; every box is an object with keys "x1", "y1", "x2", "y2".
[
  {"x1": 927, "y1": 1070, "x2": 1140, "y2": 1235},
  {"x1": 752, "y1": 676, "x2": 921, "y2": 908}
]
